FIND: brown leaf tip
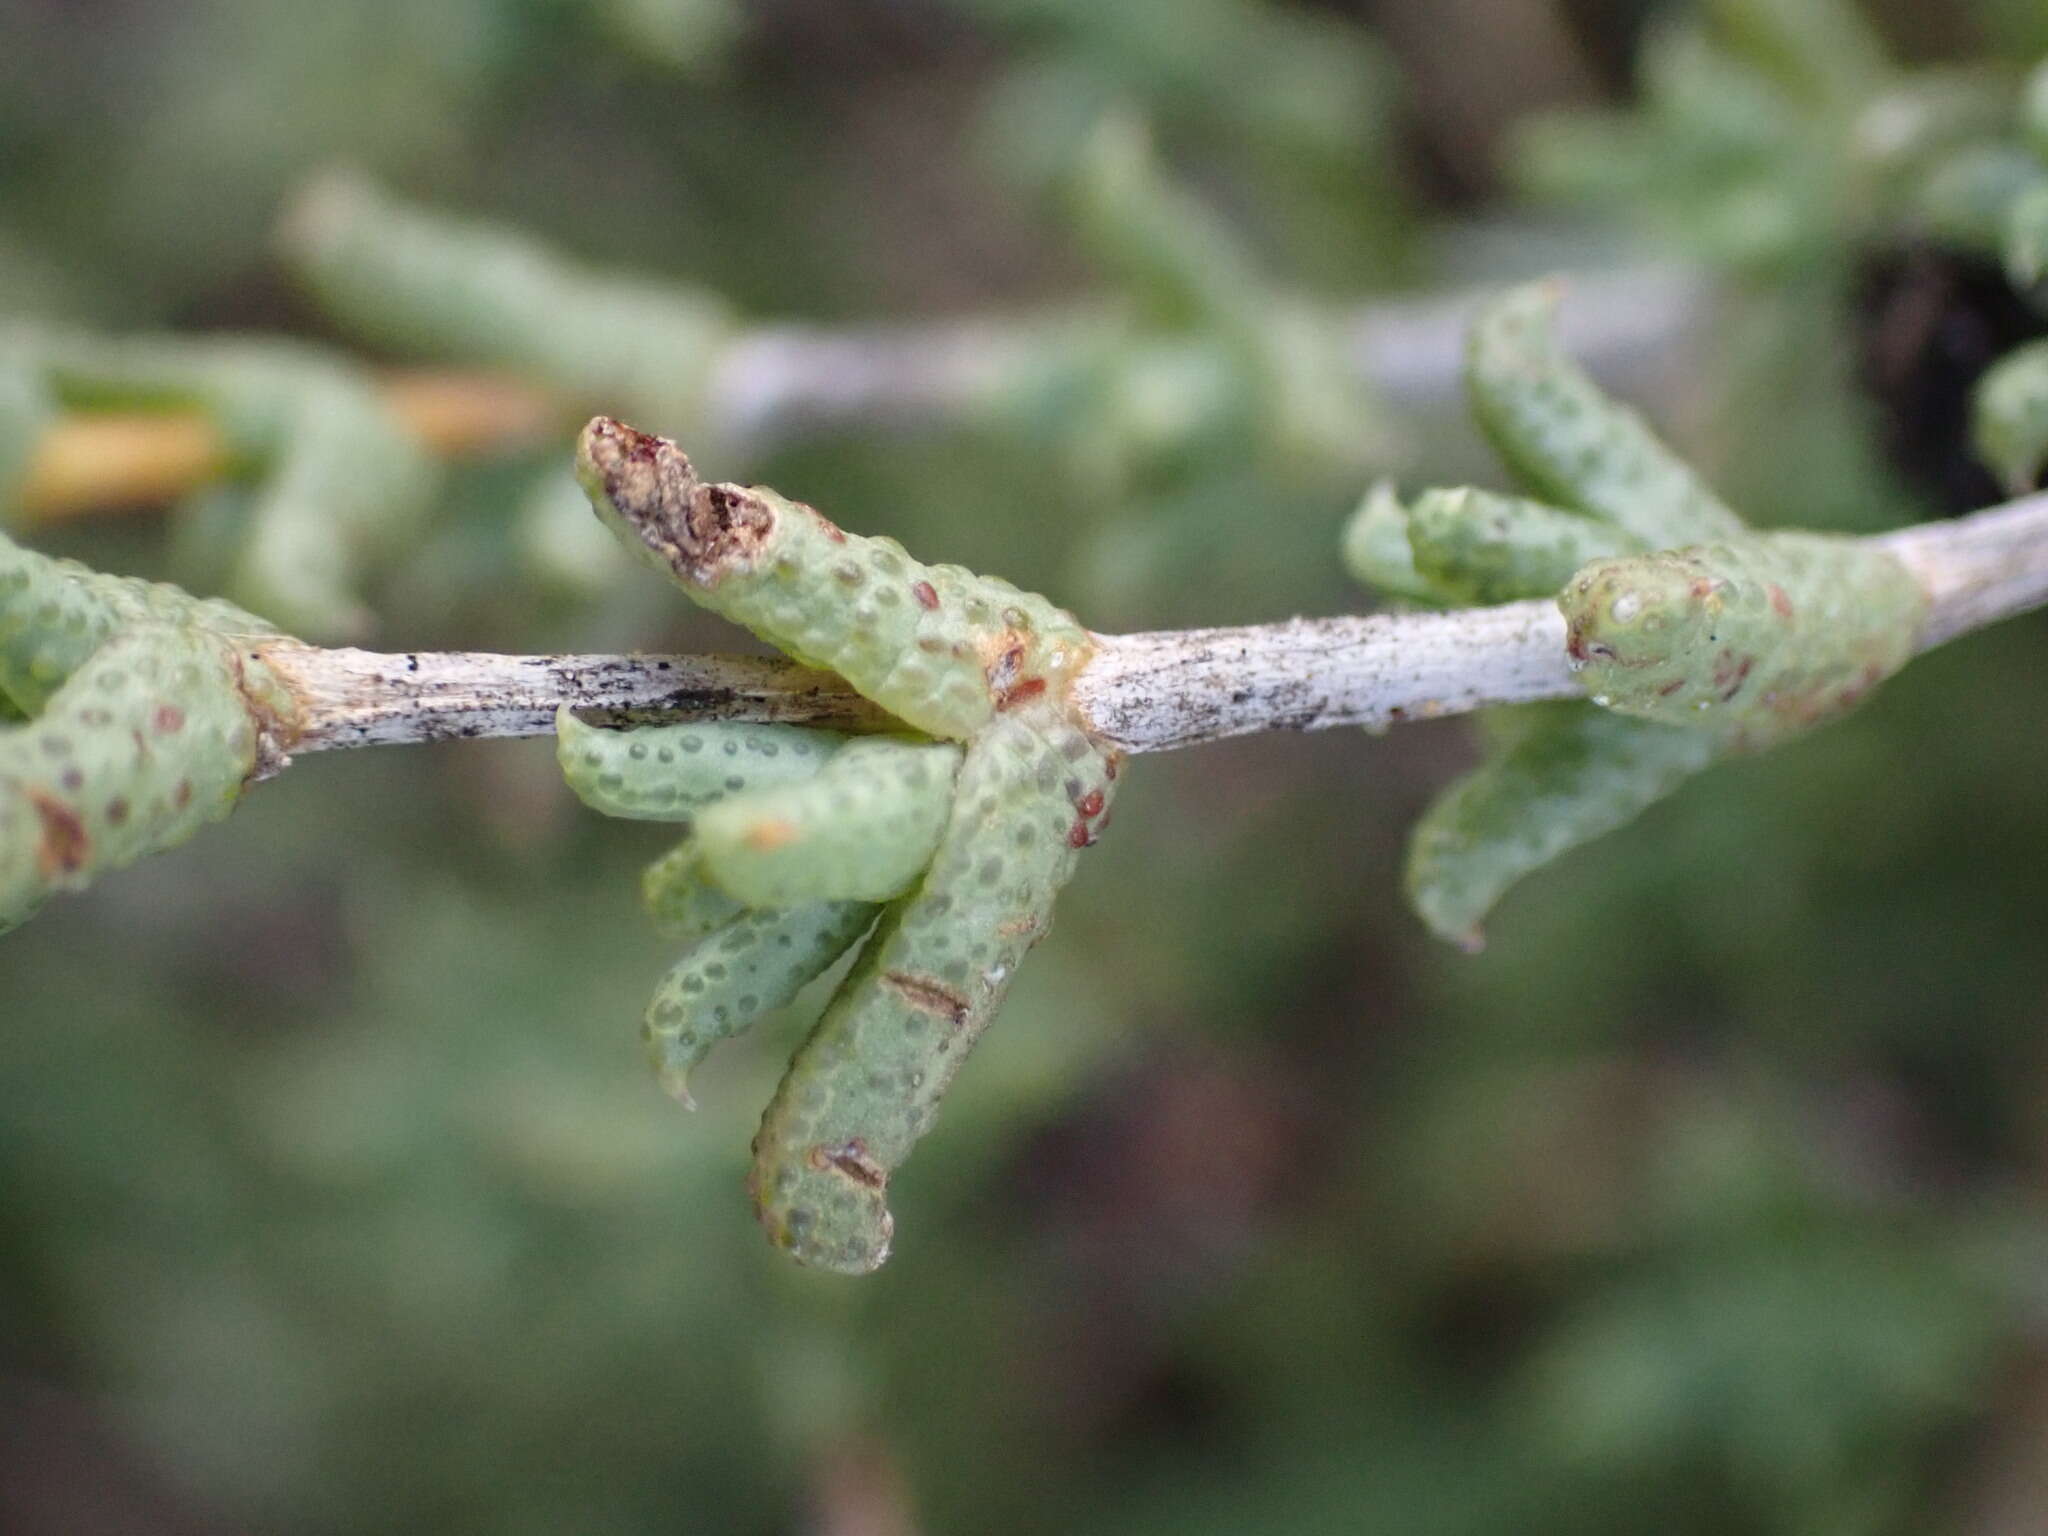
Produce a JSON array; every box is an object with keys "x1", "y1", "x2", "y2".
[{"x1": 576, "y1": 416, "x2": 776, "y2": 580}]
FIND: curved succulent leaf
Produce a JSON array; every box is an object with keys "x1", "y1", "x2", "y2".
[
  {"x1": 1405, "y1": 702, "x2": 1720, "y2": 948},
  {"x1": 0, "y1": 531, "x2": 295, "y2": 932},
  {"x1": 643, "y1": 901, "x2": 876, "y2": 1109},
  {"x1": 1466, "y1": 282, "x2": 1745, "y2": 549},
  {"x1": 750, "y1": 711, "x2": 1118, "y2": 1274},
  {"x1": 1062, "y1": 115, "x2": 1389, "y2": 475}
]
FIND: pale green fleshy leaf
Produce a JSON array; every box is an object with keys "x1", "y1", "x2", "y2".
[
  {"x1": 695, "y1": 736, "x2": 961, "y2": 907},
  {"x1": 1465, "y1": 282, "x2": 1746, "y2": 549},
  {"x1": 641, "y1": 900, "x2": 875, "y2": 1108},
  {"x1": 750, "y1": 711, "x2": 1117, "y2": 1274},
  {"x1": 1405, "y1": 702, "x2": 1720, "y2": 949},
  {"x1": 1063, "y1": 115, "x2": 1393, "y2": 473},
  {"x1": 555, "y1": 706, "x2": 845, "y2": 823}
]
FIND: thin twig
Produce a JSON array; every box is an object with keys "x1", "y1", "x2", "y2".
[
  {"x1": 258, "y1": 491, "x2": 2048, "y2": 762},
  {"x1": 1876, "y1": 492, "x2": 2048, "y2": 647},
  {"x1": 1069, "y1": 602, "x2": 1575, "y2": 752},
  {"x1": 15, "y1": 265, "x2": 1708, "y2": 522},
  {"x1": 256, "y1": 645, "x2": 889, "y2": 763},
  {"x1": 706, "y1": 263, "x2": 1711, "y2": 444}
]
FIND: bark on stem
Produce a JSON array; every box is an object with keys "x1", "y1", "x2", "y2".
[
  {"x1": 254, "y1": 490, "x2": 2048, "y2": 763},
  {"x1": 258, "y1": 645, "x2": 889, "y2": 762}
]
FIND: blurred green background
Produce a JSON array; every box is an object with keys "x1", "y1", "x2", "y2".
[{"x1": 9, "y1": 1, "x2": 2048, "y2": 1531}]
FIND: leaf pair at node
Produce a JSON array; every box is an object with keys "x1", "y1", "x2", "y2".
[
  {"x1": 563, "y1": 418, "x2": 1121, "y2": 1274},
  {"x1": 1345, "y1": 282, "x2": 1929, "y2": 949}
]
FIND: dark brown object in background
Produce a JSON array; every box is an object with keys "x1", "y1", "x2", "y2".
[{"x1": 1856, "y1": 244, "x2": 2048, "y2": 514}]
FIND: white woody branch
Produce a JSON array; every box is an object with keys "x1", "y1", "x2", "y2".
[{"x1": 254, "y1": 490, "x2": 2048, "y2": 762}]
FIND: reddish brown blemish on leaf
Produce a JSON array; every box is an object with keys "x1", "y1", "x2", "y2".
[
  {"x1": 996, "y1": 677, "x2": 1046, "y2": 711},
  {"x1": 1074, "y1": 788, "x2": 1105, "y2": 817},
  {"x1": 807, "y1": 1139, "x2": 886, "y2": 1189},
  {"x1": 882, "y1": 971, "x2": 970, "y2": 1027},
  {"x1": 1067, "y1": 820, "x2": 1095, "y2": 848},
  {"x1": 30, "y1": 793, "x2": 88, "y2": 876},
  {"x1": 799, "y1": 502, "x2": 847, "y2": 543},
  {"x1": 105, "y1": 798, "x2": 130, "y2": 827},
  {"x1": 1657, "y1": 678, "x2": 1686, "y2": 697},
  {"x1": 1768, "y1": 584, "x2": 1794, "y2": 619},
  {"x1": 153, "y1": 704, "x2": 185, "y2": 736},
  {"x1": 1565, "y1": 624, "x2": 1622, "y2": 664},
  {"x1": 1712, "y1": 652, "x2": 1755, "y2": 703},
  {"x1": 1833, "y1": 661, "x2": 1888, "y2": 714},
  {"x1": 911, "y1": 580, "x2": 939, "y2": 611},
  {"x1": 1718, "y1": 657, "x2": 1754, "y2": 702},
  {"x1": 173, "y1": 780, "x2": 193, "y2": 810}
]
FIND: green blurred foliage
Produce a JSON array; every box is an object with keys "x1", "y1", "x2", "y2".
[{"x1": 7, "y1": 3, "x2": 2048, "y2": 1535}]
